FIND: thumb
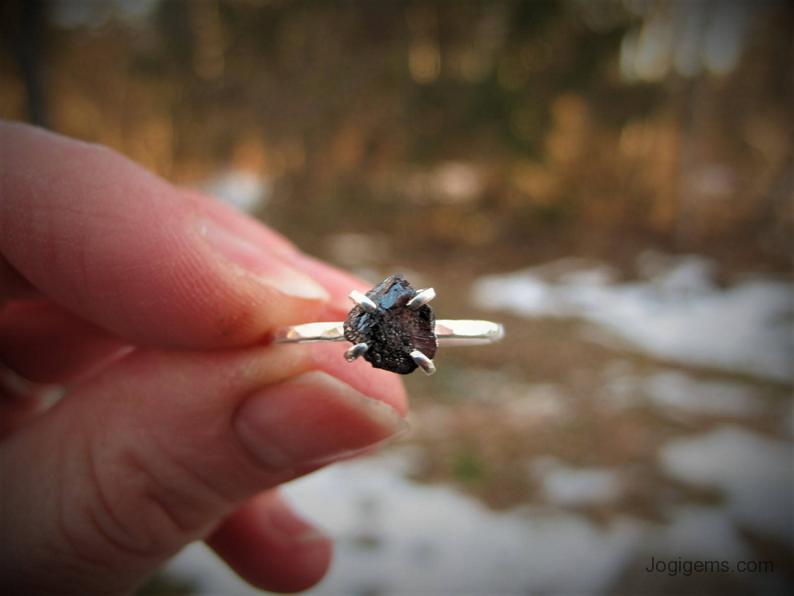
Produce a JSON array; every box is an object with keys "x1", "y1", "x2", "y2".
[
  {"x1": 0, "y1": 121, "x2": 329, "y2": 348},
  {"x1": 1, "y1": 342, "x2": 407, "y2": 594}
]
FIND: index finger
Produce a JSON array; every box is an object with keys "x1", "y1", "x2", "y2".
[{"x1": 0, "y1": 122, "x2": 330, "y2": 349}]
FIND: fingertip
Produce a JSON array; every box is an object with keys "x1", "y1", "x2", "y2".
[
  {"x1": 187, "y1": 191, "x2": 299, "y2": 256},
  {"x1": 188, "y1": 193, "x2": 370, "y2": 316},
  {"x1": 282, "y1": 251, "x2": 373, "y2": 315},
  {"x1": 208, "y1": 491, "x2": 332, "y2": 593}
]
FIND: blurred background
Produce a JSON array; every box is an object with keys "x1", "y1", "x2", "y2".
[{"x1": 1, "y1": 0, "x2": 792, "y2": 594}]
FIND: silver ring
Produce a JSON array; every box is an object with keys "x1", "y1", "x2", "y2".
[{"x1": 273, "y1": 274, "x2": 504, "y2": 376}]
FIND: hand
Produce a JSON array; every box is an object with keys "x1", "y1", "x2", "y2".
[{"x1": 0, "y1": 122, "x2": 408, "y2": 595}]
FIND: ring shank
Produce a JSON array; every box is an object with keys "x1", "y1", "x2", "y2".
[{"x1": 273, "y1": 319, "x2": 504, "y2": 346}]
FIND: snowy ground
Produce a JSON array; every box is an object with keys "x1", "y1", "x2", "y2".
[
  {"x1": 161, "y1": 253, "x2": 792, "y2": 595},
  {"x1": 471, "y1": 254, "x2": 792, "y2": 382},
  {"x1": 660, "y1": 426, "x2": 793, "y2": 548},
  {"x1": 166, "y1": 429, "x2": 792, "y2": 595},
  {"x1": 168, "y1": 454, "x2": 642, "y2": 595}
]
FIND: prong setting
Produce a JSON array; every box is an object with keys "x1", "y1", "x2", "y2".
[
  {"x1": 343, "y1": 274, "x2": 438, "y2": 374},
  {"x1": 410, "y1": 350, "x2": 436, "y2": 375},
  {"x1": 344, "y1": 342, "x2": 369, "y2": 362},
  {"x1": 406, "y1": 288, "x2": 436, "y2": 310},
  {"x1": 348, "y1": 290, "x2": 378, "y2": 313}
]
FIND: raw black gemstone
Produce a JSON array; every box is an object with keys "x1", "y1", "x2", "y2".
[{"x1": 343, "y1": 274, "x2": 437, "y2": 374}]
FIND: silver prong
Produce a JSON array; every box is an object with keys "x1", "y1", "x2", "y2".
[
  {"x1": 410, "y1": 349, "x2": 436, "y2": 375},
  {"x1": 348, "y1": 290, "x2": 378, "y2": 313},
  {"x1": 406, "y1": 288, "x2": 436, "y2": 310},
  {"x1": 344, "y1": 342, "x2": 369, "y2": 362}
]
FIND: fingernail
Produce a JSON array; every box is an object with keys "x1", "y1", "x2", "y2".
[
  {"x1": 234, "y1": 371, "x2": 408, "y2": 470},
  {"x1": 281, "y1": 250, "x2": 373, "y2": 314},
  {"x1": 198, "y1": 218, "x2": 329, "y2": 300}
]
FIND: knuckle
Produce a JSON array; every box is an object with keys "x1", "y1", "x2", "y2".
[
  {"x1": 121, "y1": 444, "x2": 230, "y2": 536},
  {"x1": 58, "y1": 443, "x2": 164, "y2": 567},
  {"x1": 64, "y1": 436, "x2": 228, "y2": 569}
]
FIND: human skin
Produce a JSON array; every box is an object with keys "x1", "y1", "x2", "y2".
[{"x1": 0, "y1": 122, "x2": 408, "y2": 595}]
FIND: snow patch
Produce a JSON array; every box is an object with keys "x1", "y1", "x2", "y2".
[
  {"x1": 531, "y1": 457, "x2": 623, "y2": 507},
  {"x1": 203, "y1": 169, "x2": 270, "y2": 213},
  {"x1": 644, "y1": 371, "x2": 764, "y2": 417},
  {"x1": 165, "y1": 454, "x2": 641, "y2": 595},
  {"x1": 471, "y1": 254, "x2": 792, "y2": 382},
  {"x1": 659, "y1": 427, "x2": 794, "y2": 546},
  {"x1": 655, "y1": 506, "x2": 752, "y2": 561}
]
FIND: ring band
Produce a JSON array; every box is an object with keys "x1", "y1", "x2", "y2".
[
  {"x1": 274, "y1": 319, "x2": 504, "y2": 345},
  {"x1": 272, "y1": 273, "x2": 504, "y2": 375}
]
